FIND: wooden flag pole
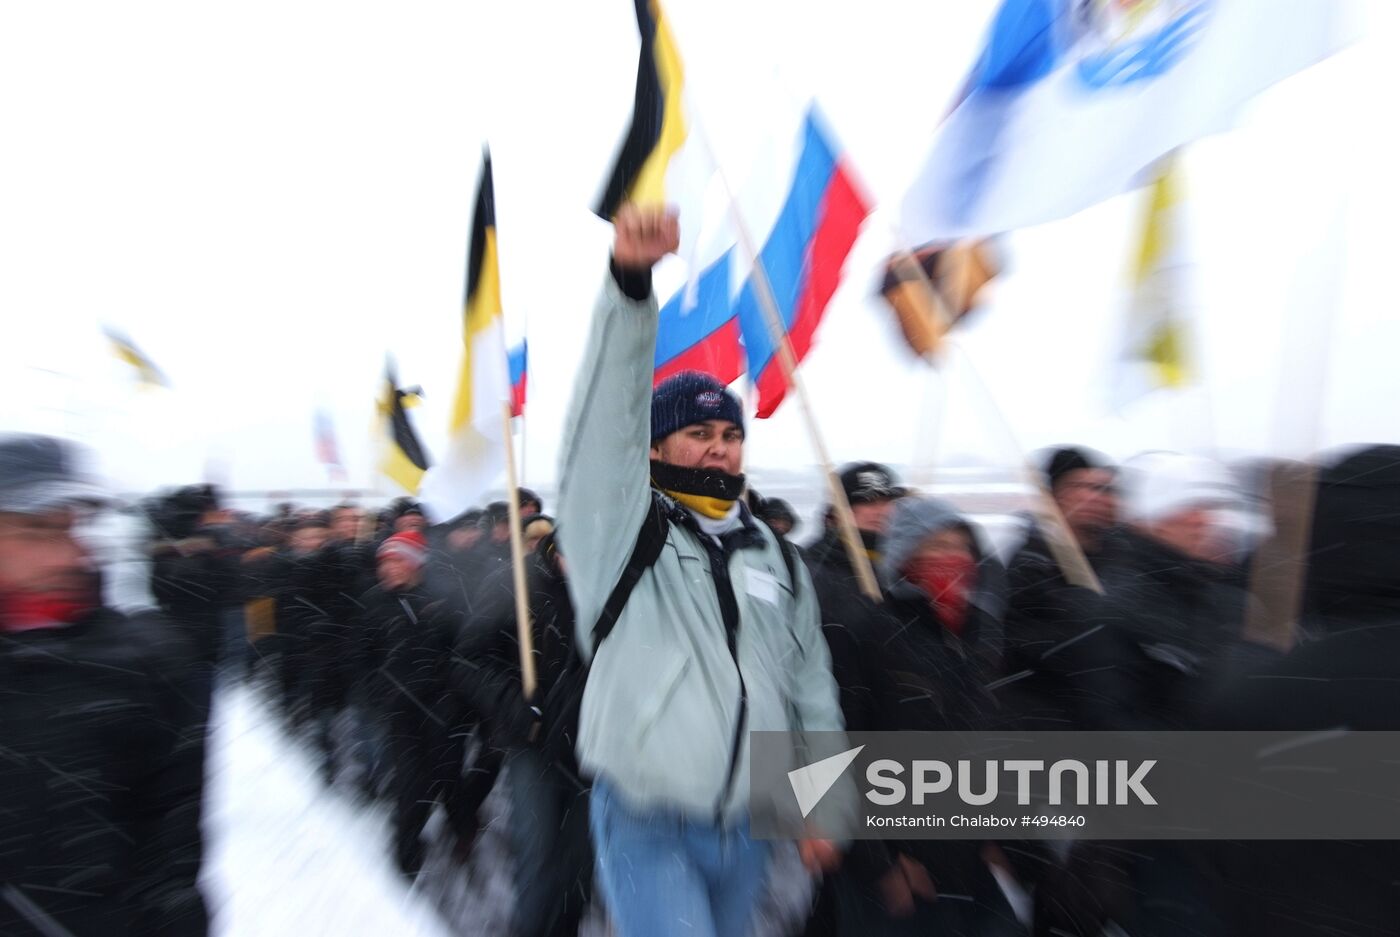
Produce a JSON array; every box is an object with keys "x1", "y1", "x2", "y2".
[
  {"x1": 502, "y1": 401, "x2": 537, "y2": 701},
  {"x1": 1240, "y1": 460, "x2": 1315, "y2": 653},
  {"x1": 518, "y1": 409, "x2": 528, "y2": 489},
  {"x1": 746, "y1": 237, "x2": 882, "y2": 602},
  {"x1": 688, "y1": 120, "x2": 881, "y2": 603}
]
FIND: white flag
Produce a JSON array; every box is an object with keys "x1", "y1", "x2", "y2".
[
  {"x1": 418, "y1": 152, "x2": 512, "y2": 524},
  {"x1": 900, "y1": 0, "x2": 1358, "y2": 243}
]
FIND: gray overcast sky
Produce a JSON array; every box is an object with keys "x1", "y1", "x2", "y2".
[{"x1": 2, "y1": 1, "x2": 1394, "y2": 497}]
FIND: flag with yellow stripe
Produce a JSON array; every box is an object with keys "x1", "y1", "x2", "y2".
[
  {"x1": 417, "y1": 150, "x2": 512, "y2": 523},
  {"x1": 594, "y1": 0, "x2": 687, "y2": 219},
  {"x1": 1115, "y1": 156, "x2": 1193, "y2": 405},
  {"x1": 377, "y1": 363, "x2": 431, "y2": 494},
  {"x1": 104, "y1": 326, "x2": 170, "y2": 388}
]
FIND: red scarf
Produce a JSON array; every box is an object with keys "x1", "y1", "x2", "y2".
[
  {"x1": 902, "y1": 555, "x2": 976, "y2": 635},
  {"x1": 0, "y1": 591, "x2": 95, "y2": 633}
]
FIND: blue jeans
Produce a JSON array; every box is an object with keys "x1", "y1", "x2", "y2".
[{"x1": 590, "y1": 779, "x2": 772, "y2": 937}]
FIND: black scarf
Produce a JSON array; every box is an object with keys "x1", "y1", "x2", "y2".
[{"x1": 649, "y1": 460, "x2": 747, "y2": 501}]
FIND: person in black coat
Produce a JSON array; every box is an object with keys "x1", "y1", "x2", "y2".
[
  {"x1": 808, "y1": 495, "x2": 1024, "y2": 937},
  {"x1": 804, "y1": 463, "x2": 909, "y2": 736},
  {"x1": 1203, "y1": 445, "x2": 1400, "y2": 937},
  {"x1": 451, "y1": 533, "x2": 594, "y2": 937},
  {"x1": 362, "y1": 530, "x2": 477, "y2": 877},
  {"x1": 146, "y1": 485, "x2": 243, "y2": 736},
  {"x1": 799, "y1": 463, "x2": 907, "y2": 937},
  {"x1": 261, "y1": 517, "x2": 333, "y2": 725},
  {"x1": 0, "y1": 434, "x2": 208, "y2": 936},
  {"x1": 301, "y1": 525, "x2": 375, "y2": 783},
  {"x1": 1038, "y1": 453, "x2": 1251, "y2": 937},
  {"x1": 1001, "y1": 447, "x2": 1138, "y2": 731},
  {"x1": 146, "y1": 484, "x2": 235, "y2": 667},
  {"x1": 1097, "y1": 453, "x2": 1251, "y2": 729}
]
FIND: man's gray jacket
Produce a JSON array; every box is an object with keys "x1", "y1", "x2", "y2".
[{"x1": 557, "y1": 273, "x2": 845, "y2": 822}]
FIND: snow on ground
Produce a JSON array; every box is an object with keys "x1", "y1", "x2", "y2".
[{"x1": 201, "y1": 683, "x2": 456, "y2": 937}]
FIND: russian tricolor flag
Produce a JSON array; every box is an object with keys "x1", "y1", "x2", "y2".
[
  {"x1": 734, "y1": 110, "x2": 871, "y2": 418},
  {"x1": 648, "y1": 108, "x2": 869, "y2": 415},
  {"x1": 653, "y1": 250, "x2": 743, "y2": 385},
  {"x1": 508, "y1": 340, "x2": 527, "y2": 418}
]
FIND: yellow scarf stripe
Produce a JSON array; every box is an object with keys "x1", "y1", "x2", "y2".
[{"x1": 661, "y1": 488, "x2": 734, "y2": 520}]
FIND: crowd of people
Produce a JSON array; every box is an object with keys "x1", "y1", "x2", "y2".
[{"x1": 3, "y1": 205, "x2": 1398, "y2": 936}]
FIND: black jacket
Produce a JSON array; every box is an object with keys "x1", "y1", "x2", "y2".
[
  {"x1": 451, "y1": 547, "x2": 576, "y2": 763},
  {"x1": 150, "y1": 530, "x2": 240, "y2": 663},
  {"x1": 1001, "y1": 524, "x2": 1140, "y2": 729},
  {"x1": 302, "y1": 543, "x2": 374, "y2": 707},
  {"x1": 804, "y1": 529, "x2": 887, "y2": 734},
  {"x1": 1095, "y1": 527, "x2": 1245, "y2": 728},
  {"x1": 808, "y1": 525, "x2": 1008, "y2": 733},
  {"x1": 1202, "y1": 446, "x2": 1400, "y2": 937},
  {"x1": 0, "y1": 609, "x2": 208, "y2": 937},
  {"x1": 807, "y1": 527, "x2": 1006, "y2": 892},
  {"x1": 359, "y1": 578, "x2": 464, "y2": 736}
]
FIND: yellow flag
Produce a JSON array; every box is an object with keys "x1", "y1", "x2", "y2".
[{"x1": 1115, "y1": 157, "x2": 1193, "y2": 403}]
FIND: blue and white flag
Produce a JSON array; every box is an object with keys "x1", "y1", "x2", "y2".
[{"x1": 900, "y1": 0, "x2": 1357, "y2": 243}]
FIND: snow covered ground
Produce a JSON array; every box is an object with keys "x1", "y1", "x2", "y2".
[{"x1": 201, "y1": 684, "x2": 458, "y2": 936}]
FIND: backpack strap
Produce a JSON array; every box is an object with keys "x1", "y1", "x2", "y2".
[
  {"x1": 776, "y1": 536, "x2": 803, "y2": 599},
  {"x1": 590, "y1": 493, "x2": 669, "y2": 650},
  {"x1": 588, "y1": 496, "x2": 802, "y2": 651}
]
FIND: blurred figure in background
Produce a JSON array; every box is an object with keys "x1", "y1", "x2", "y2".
[
  {"x1": 304, "y1": 508, "x2": 372, "y2": 785},
  {"x1": 806, "y1": 463, "x2": 906, "y2": 572},
  {"x1": 453, "y1": 533, "x2": 593, "y2": 937},
  {"x1": 751, "y1": 492, "x2": 798, "y2": 541},
  {"x1": 1042, "y1": 453, "x2": 1248, "y2": 937},
  {"x1": 1205, "y1": 444, "x2": 1400, "y2": 937},
  {"x1": 1001, "y1": 447, "x2": 1133, "y2": 730},
  {"x1": 147, "y1": 484, "x2": 241, "y2": 710},
  {"x1": 1103, "y1": 452, "x2": 1248, "y2": 728},
  {"x1": 364, "y1": 529, "x2": 476, "y2": 878},
  {"x1": 445, "y1": 508, "x2": 485, "y2": 559},
  {"x1": 0, "y1": 434, "x2": 208, "y2": 936},
  {"x1": 808, "y1": 495, "x2": 1020, "y2": 936},
  {"x1": 517, "y1": 487, "x2": 543, "y2": 518},
  {"x1": 392, "y1": 503, "x2": 428, "y2": 535}
]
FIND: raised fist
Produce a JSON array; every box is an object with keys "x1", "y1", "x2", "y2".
[{"x1": 613, "y1": 203, "x2": 680, "y2": 271}]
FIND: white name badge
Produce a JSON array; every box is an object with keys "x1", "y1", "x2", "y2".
[{"x1": 746, "y1": 568, "x2": 782, "y2": 606}]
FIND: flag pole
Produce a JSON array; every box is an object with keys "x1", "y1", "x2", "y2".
[
  {"x1": 910, "y1": 351, "x2": 947, "y2": 490},
  {"x1": 501, "y1": 402, "x2": 538, "y2": 701},
  {"x1": 890, "y1": 245, "x2": 1104, "y2": 593},
  {"x1": 684, "y1": 117, "x2": 881, "y2": 603}
]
